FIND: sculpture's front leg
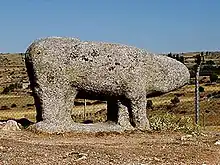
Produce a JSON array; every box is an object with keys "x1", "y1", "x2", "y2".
[
  {"x1": 33, "y1": 75, "x2": 77, "y2": 133},
  {"x1": 125, "y1": 88, "x2": 150, "y2": 131}
]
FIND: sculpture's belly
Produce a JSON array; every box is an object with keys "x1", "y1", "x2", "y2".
[
  {"x1": 66, "y1": 61, "x2": 137, "y2": 96},
  {"x1": 70, "y1": 72, "x2": 125, "y2": 96}
]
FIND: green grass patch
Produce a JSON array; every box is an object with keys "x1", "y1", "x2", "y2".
[{"x1": 149, "y1": 112, "x2": 196, "y2": 133}]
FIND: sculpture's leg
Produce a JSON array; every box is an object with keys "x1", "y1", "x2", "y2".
[
  {"x1": 107, "y1": 99, "x2": 134, "y2": 130},
  {"x1": 126, "y1": 92, "x2": 150, "y2": 131},
  {"x1": 34, "y1": 81, "x2": 77, "y2": 132},
  {"x1": 117, "y1": 101, "x2": 134, "y2": 130}
]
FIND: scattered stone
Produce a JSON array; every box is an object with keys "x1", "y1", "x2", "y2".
[
  {"x1": 2, "y1": 120, "x2": 22, "y2": 131},
  {"x1": 180, "y1": 134, "x2": 193, "y2": 141},
  {"x1": 0, "y1": 121, "x2": 6, "y2": 129},
  {"x1": 200, "y1": 133, "x2": 208, "y2": 137},
  {"x1": 75, "y1": 155, "x2": 87, "y2": 162},
  {"x1": 153, "y1": 157, "x2": 160, "y2": 161},
  {"x1": 63, "y1": 150, "x2": 88, "y2": 161},
  {"x1": 214, "y1": 140, "x2": 220, "y2": 145},
  {"x1": 78, "y1": 153, "x2": 88, "y2": 157}
]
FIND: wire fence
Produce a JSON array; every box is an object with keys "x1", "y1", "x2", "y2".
[{"x1": 0, "y1": 53, "x2": 219, "y2": 128}]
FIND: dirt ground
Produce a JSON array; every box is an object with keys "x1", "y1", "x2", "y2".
[{"x1": 0, "y1": 129, "x2": 220, "y2": 165}]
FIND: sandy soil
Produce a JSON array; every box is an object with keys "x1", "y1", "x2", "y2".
[{"x1": 0, "y1": 129, "x2": 220, "y2": 165}]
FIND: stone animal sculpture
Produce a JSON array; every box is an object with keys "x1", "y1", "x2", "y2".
[{"x1": 25, "y1": 37, "x2": 190, "y2": 133}]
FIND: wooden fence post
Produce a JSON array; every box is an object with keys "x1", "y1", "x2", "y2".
[
  {"x1": 84, "y1": 99, "x2": 86, "y2": 121},
  {"x1": 195, "y1": 52, "x2": 202, "y2": 125}
]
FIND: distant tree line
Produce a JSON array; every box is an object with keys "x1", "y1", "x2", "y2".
[
  {"x1": 166, "y1": 51, "x2": 219, "y2": 83},
  {"x1": 199, "y1": 52, "x2": 220, "y2": 78},
  {"x1": 167, "y1": 52, "x2": 185, "y2": 64},
  {"x1": 166, "y1": 51, "x2": 219, "y2": 64}
]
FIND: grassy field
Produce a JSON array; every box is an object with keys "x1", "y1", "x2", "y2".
[
  {"x1": 0, "y1": 95, "x2": 107, "y2": 122},
  {"x1": 1, "y1": 53, "x2": 220, "y2": 164},
  {"x1": 0, "y1": 52, "x2": 220, "y2": 128},
  {"x1": 0, "y1": 83, "x2": 220, "y2": 127}
]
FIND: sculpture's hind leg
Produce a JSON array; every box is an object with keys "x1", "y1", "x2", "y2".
[
  {"x1": 107, "y1": 99, "x2": 134, "y2": 130},
  {"x1": 117, "y1": 101, "x2": 135, "y2": 130}
]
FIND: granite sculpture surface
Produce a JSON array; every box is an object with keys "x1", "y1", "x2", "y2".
[{"x1": 25, "y1": 37, "x2": 190, "y2": 133}]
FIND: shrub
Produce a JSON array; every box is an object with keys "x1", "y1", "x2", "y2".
[
  {"x1": 0, "y1": 105, "x2": 10, "y2": 110},
  {"x1": 171, "y1": 96, "x2": 180, "y2": 105},
  {"x1": 26, "y1": 104, "x2": 34, "y2": 107},
  {"x1": 146, "y1": 100, "x2": 153, "y2": 109},
  {"x1": 212, "y1": 91, "x2": 217, "y2": 96},
  {"x1": 8, "y1": 84, "x2": 16, "y2": 91},
  {"x1": 11, "y1": 103, "x2": 17, "y2": 108},
  {"x1": 1, "y1": 86, "x2": 10, "y2": 94},
  {"x1": 1, "y1": 82, "x2": 23, "y2": 94},
  {"x1": 207, "y1": 93, "x2": 212, "y2": 98},
  {"x1": 206, "y1": 60, "x2": 215, "y2": 65},
  {"x1": 199, "y1": 86, "x2": 204, "y2": 92},
  {"x1": 174, "y1": 93, "x2": 185, "y2": 97},
  {"x1": 210, "y1": 73, "x2": 218, "y2": 83},
  {"x1": 149, "y1": 113, "x2": 194, "y2": 133}
]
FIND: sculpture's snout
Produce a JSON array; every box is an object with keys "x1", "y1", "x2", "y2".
[
  {"x1": 166, "y1": 57, "x2": 190, "y2": 91},
  {"x1": 152, "y1": 55, "x2": 190, "y2": 93}
]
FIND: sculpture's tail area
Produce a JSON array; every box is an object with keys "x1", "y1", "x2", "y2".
[{"x1": 25, "y1": 45, "x2": 43, "y2": 122}]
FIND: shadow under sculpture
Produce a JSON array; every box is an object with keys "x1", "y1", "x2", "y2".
[{"x1": 25, "y1": 37, "x2": 190, "y2": 133}]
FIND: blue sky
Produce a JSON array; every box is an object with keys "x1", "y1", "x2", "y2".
[{"x1": 0, "y1": 0, "x2": 219, "y2": 53}]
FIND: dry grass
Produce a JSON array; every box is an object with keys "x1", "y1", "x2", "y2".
[
  {"x1": 0, "y1": 83, "x2": 220, "y2": 130},
  {"x1": 149, "y1": 112, "x2": 195, "y2": 133},
  {"x1": 0, "y1": 95, "x2": 34, "y2": 106},
  {"x1": 0, "y1": 109, "x2": 36, "y2": 121}
]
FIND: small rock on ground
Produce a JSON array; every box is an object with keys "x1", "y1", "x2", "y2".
[
  {"x1": 1, "y1": 120, "x2": 22, "y2": 131},
  {"x1": 214, "y1": 140, "x2": 220, "y2": 145}
]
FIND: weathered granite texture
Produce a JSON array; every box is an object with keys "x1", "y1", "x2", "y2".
[{"x1": 25, "y1": 37, "x2": 190, "y2": 133}]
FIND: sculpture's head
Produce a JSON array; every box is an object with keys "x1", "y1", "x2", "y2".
[{"x1": 147, "y1": 55, "x2": 190, "y2": 95}]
